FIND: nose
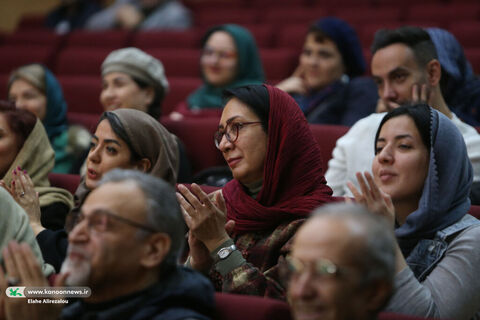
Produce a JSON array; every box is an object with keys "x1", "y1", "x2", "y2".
[
  {"x1": 14, "y1": 97, "x2": 27, "y2": 110},
  {"x1": 382, "y1": 82, "x2": 397, "y2": 101},
  {"x1": 218, "y1": 133, "x2": 234, "y2": 151},
  {"x1": 289, "y1": 271, "x2": 316, "y2": 300},
  {"x1": 377, "y1": 145, "x2": 394, "y2": 164},
  {"x1": 101, "y1": 85, "x2": 116, "y2": 107},
  {"x1": 68, "y1": 220, "x2": 90, "y2": 244},
  {"x1": 88, "y1": 145, "x2": 101, "y2": 164}
]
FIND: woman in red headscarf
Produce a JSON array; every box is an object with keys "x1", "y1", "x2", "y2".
[{"x1": 177, "y1": 84, "x2": 334, "y2": 300}]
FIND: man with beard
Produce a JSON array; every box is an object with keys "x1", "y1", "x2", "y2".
[
  {"x1": 59, "y1": 169, "x2": 214, "y2": 320},
  {"x1": 287, "y1": 203, "x2": 395, "y2": 320},
  {"x1": 325, "y1": 26, "x2": 480, "y2": 198}
]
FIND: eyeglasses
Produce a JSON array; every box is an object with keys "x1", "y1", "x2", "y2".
[
  {"x1": 214, "y1": 121, "x2": 262, "y2": 149},
  {"x1": 66, "y1": 208, "x2": 157, "y2": 234},
  {"x1": 285, "y1": 256, "x2": 344, "y2": 280},
  {"x1": 201, "y1": 47, "x2": 237, "y2": 61}
]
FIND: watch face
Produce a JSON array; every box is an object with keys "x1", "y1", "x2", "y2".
[{"x1": 218, "y1": 247, "x2": 231, "y2": 259}]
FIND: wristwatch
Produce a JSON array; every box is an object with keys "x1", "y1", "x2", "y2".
[{"x1": 216, "y1": 244, "x2": 237, "y2": 261}]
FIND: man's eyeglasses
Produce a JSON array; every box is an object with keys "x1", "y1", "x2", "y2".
[
  {"x1": 285, "y1": 256, "x2": 345, "y2": 280},
  {"x1": 214, "y1": 121, "x2": 262, "y2": 149},
  {"x1": 66, "y1": 209, "x2": 157, "y2": 234}
]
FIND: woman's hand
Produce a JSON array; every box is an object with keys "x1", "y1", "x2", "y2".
[
  {"x1": 1, "y1": 169, "x2": 44, "y2": 236},
  {"x1": 347, "y1": 171, "x2": 395, "y2": 228},
  {"x1": 177, "y1": 184, "x2": 231, "y2": 252},
  {"x1": 275, "y1": 65, "x2": 307, "y2": 95}
]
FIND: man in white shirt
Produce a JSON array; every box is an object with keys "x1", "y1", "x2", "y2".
[{"x1": 325, "y1": 26, "x2": 480, "y2": 197}]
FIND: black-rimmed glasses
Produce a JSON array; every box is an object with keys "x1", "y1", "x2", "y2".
[
  {"x1": 66, "y1": 208, "x2": 157, "y2": 234},
  {"x1": 214, "y1": 121, "x2": 262, "y2": 149}
]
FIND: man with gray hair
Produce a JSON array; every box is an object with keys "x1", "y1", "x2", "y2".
[
  {"x1": 287, "y1": 202, "x2": 395, "y2": 320},
  {"x1": 59, "y1": 169, "x2": 214, "y2": 320}
]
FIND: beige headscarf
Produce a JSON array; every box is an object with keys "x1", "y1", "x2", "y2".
[
  {"x1": 75, "y1": 109, "x2": 179, "y2": 206},
  {"x1": 2, "y1": 119, "x2": 74, "y2": 210},
  {"x1": 0, "y1": 187, "x2": 54, "y2": 276}
]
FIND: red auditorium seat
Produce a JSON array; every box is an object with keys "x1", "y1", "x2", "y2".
[
  {"x1": 276, "y1": 23, "x2": 309, "y2": 51},
  {"x1": 333, "y1": 6, "x2": 403, "y2": 26},
  {"x1": 161, "y1": 117, "x2": 224, "y2": 174},
  {"x1": 260, "y1": 48, "x2": 297, "y2": 81},
  {"x1": 48, "y1": 173, "x2": 81, "y2": 195},
  {"x1": 55, "y1": 48, "x2": 111, "y2": 76},
  {"x1": 183, "y1": 0, "x2": 246, "y2": 11},
  {"x1": 16, "y1": 14, "x2": 47, "y2": 31},
  {"x1": 243, "y1": 24, "x2": 275, "y2": 48},
  {"x1": 464, "y1": 48, "x2": 480, "y2": 74},
  {"x1": 469, "y1": 205, "x2": 480, "y2": 220},
  {"x1": 406, "y1": 4, "x2": 480, "y2": 24},
  {"x1": 449, "y1": 22, "x2": 480, "y2": 49},
  {"x1": 0, "y1": 74, "x2": 9, "y2": 99},
  {"x1": 145, "y1": 48, "x2": 200, "y2": 78},
  {"x1": 195, "y1": 9, "x2": 259, "y2": 27},
  {"x1": 131, "y1": 30, "x2": 199, "y2": 49},
  {"x1": 63, "y1": 30, "x2": 131, "y2": 49},
  {"x1": 214, "y1": 293, "x2": 292, "y2": 320},
  {"x1": 0, "y1": 45, "x2": 55, "y2": 73},
  {"x1": 262, "y1": 7, "x2": 326, "y2": 25},
  {"x1": 163, "y1": 77, "x2": 202, "y2": 115},
  {"x1": 309, "y1": 124, "x2": 349, "y2": 167},
  {"x1": 4, "y1": 30, "x2": 64, "y2": 48},
  {"x1": 58, "y1": 75, "x2": 103, "y2": 115}
]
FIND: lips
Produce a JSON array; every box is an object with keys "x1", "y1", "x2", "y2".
[
  {"x1": 379, "y1": 169, "x2": 397, "y2": 182},
  {"x1": 87, "y1": 168, "x2": 99, "y2": 181},
  {"x1": 227, "y1": 157, "x2": 241, "y2": 168}
]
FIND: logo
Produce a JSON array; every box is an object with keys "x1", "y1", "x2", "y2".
[{"x1": 5, "y1": 287, "x2": 26, "y2": 298}]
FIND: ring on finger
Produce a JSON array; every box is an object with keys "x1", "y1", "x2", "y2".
[{"x1": 6, "y1": 276, "x2": 20, "y2": 286}]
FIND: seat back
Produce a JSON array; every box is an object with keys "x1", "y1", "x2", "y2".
[{"x1": 214, "y1": 293, "x2": 292, "y2": 320}]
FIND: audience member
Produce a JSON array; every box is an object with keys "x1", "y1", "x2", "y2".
[
  {"x1": 288, "y1": 202, "x2": 395, "y2": 320},
  {"x1": 170, "y1": 24, "x2": 265, "y2": 120},
  {"x1": 325, "y1": 26, "x2": 480, "y2": 200},
  {"x1": 350, "y1": 104, "x2": 480, "y2": 319},
  {"x1": 101, "y1": 47, "x2": 169, "y2": 119},
  {"x1": 426, "y1": 27, "x2": 480, "y2": 127},
  {"x1": 276, "y1": 17, "x2": 378, "y2": 126},
  {"x1": 85, "y1": 0, "x2": 191, "y2": 30},
  {"x1": 177, "y1": 84, "x2": 334, "y2": 300},
  {"x1": 0, "y1": 101, "x2": 74, "y2": 232},
  {"x1": 34, "y1": 109, "x2": 179, "y2": 272},
  {"x1": 0, "y1": 170, "x2": 215, "y2": 320},
  {"x1": 45, "y1": 0, "x2": 101, "y2": 34},
  {"x1": 8, "y1": 64, "x2": 90, "y2": 174}
]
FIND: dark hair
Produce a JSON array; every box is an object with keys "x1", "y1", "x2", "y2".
[
  {"x1": 131, "y1": 76, "x2": 164, "y2": 119},
  {"x1": 98, "y1": 112, "x2": 142, "y2": 162},
  {"x1": 0, "y1": 100, "x2": 37, "y2": 149},
  {"x1": 371, "y1": 26, "x2": 438, "y2": 68},
  {"x1": 375, "y1": 103, "x2": 432, "y2": 154},
  {"x1": 223, "y1": 85, "x2": 270, "y2": 132},
  {"x1": 306, "y1": 25, "x2": 330, "y2": 44}
]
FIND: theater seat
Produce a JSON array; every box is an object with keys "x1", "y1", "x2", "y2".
[
  {"x1": 309, "y1": 124, "x2": 350, "y2": 167},
  {"x1": 48, "y1": 173, "x2": 81, "y2": 195},
  {"x1": 0, "y1": 45, "x2": 55, "y2": 73},
  {"x1": 64, "y1": 30, "x2": 131, "y2": 49},
  {"x1": 260, "y1": 48, "x2": 297, "y2": 81},
  {"x1": 469, "y1": 205, "x2": 480, "y2": 220},
  {"x1": 163, "y1": 77, "x2": 202, "y2": 115},
  {"x1": 131, "y1": 30, "x2": 199, "y2": 49},
  {"x1": 161, "y1": 117, "x2": 224, "y2": 174},
  {"x1": 58, "y1": 75, "x2": 103, "y2": 115},
  {"x1": 214, "y1": 293, "x2": 292, "y2": 320},
  {"x1": 464, "y1": 48, "x2": 480, "y2": 74},
  {"x1": 55, "y1": 48, "x2": 111, "y2": 76},
  {"x1": 145, "y1": 48, "x2": 200, "y2": 78}
]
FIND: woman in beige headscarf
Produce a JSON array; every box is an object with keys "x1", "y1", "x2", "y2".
[
  {"x1": 31, "y1": 108, "x2": 180, "y2": 272},
  {"x1": 0, "y1": 101, "x2": 74, "y2": 232}
]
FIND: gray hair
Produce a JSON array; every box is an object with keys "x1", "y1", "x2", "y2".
[
  {"x1": 312, "y1": 202, "x2": 396, "y2": 288},
  {"x1": 98, "y1": 169, "x2": 185, "y2": 273}
]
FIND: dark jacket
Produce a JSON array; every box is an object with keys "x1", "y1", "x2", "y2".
[
  {"x1": 293, "y1": 77, "x2": 378, "y2": 126},
  {"x1": 60, "y1": 267, "x2": 215, "y2": 320}
]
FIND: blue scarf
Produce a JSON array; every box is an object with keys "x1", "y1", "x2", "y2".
[
  {"x1": 43, "y1": 67, "x2": 68, "y2": 142},
  {"x1": 396, "y1": 109, "x2": 472, "y2": 255}
]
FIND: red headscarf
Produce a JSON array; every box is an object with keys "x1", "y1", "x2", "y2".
[{"x1": 223, "y1": 84, "x2": 333, "y2": 235}]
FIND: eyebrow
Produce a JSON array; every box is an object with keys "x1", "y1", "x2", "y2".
[
  {"x1": 388, "y1": 67, "x2": 410, "y2": 76},
  {"x1": 377, "y1": 134, "x2": 413, "y2": 142},
  {"x1": 92, "y1": 135, "x2": 122, "y2": 147},
  {"x1": 218, "y1": 115, "x2": 241, "y2": 130}
]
